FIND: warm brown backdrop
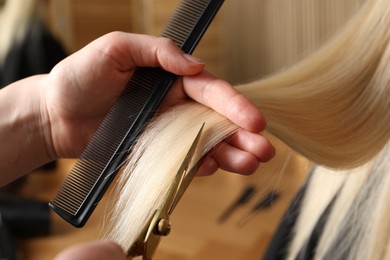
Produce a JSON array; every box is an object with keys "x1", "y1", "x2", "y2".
[{"x1": 12, "y1": 0, "x2": 363, "y2": 258}]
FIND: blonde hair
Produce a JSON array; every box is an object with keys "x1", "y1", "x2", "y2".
[
  {"x1": 238, "y1": 0, "x2": 390, "y2": 168},
  {"x1": 103, "y1": 0, "x2": 390, "y2": 257},
  {"x1": 0, "y1": 0, "x2": 39, "y2": 67},
  {"x1": 287, "y1": 143, "x2": 390, "y2": 260}
]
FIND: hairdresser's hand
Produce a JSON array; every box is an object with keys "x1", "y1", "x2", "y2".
[
  {"x1": 43, "y1": 32, "x2": 274, "y2": 175},
  {"x1": 55, "y1": 241, "x2": 127, "y2": 260},
  {"x1": 0, "y1": 32, "x2": 274, "y2": 184},
  {"x1": 162, "y1": 71, "x2": 276, "y2": 176},
  {"x1": 44, "y1": 32, "x2": 205, "y2": 158}
]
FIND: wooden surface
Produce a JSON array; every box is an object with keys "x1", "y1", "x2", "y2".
[{"x1": 14, "y1": 135, "x2": 309, "y2": 260}]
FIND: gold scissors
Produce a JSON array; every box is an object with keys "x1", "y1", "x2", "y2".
[{"x1": 128, "y1": 123, "x2": 205, "y2": 259}]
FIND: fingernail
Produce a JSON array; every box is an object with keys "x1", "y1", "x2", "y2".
[{"x1": 183, "y1": 54, "x2": 204, "y2": 65}]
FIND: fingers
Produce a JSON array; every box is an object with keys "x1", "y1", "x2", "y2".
[
  {"x1": 228, "y1": 129, "x2": 275, "y2": 161},
  {"x1": 197, "y1": 131, "x2": 275, "y2": 176},
  {"x1": 55, "y1": 241, "x2": 127, "y2": 260},
  {"x1": 213, "y1": 142, "x2": 260, "y2": 175},
  {"x1": 81, "y1": 32, "x2": 274, "y2": 177},
  {"x1": 88, "y1": 32, "x2": 205, "y2": 76},
  {"x1": 179, "y1": 71, "x2": 274, "y2": 176},
  {"x1": 196, "y1": 156, "x2": 219, "y2": 176},
  {"x1": 182, "y1": 71, "x2": 266, "y2": 133}
]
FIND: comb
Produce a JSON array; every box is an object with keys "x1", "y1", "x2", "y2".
[{"x1": 49, "y1": 0, "x2": 225, "y2": 227}]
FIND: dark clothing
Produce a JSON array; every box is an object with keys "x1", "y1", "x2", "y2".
[
  {"x1": 263, "y1": 178, "x2": 337, "y2": 260},
  {"x1": 263, "y1": 186, "x2": 306, "y2": 260},
  {"x1": 0, "y1": 19, "x2": 67, "y2": 88}
]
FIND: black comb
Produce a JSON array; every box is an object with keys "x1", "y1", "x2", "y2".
[{"x1": 49, "y1": 0, "x2": 225, "y2": 227}]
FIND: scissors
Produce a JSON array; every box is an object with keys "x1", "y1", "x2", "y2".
[{"x1": 128, "y1": 123, "x2": 205, "y2": 259}]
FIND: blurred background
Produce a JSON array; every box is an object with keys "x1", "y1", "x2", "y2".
[{"x1": 0, "y1": 0, "x2": 365, "y2": 259}]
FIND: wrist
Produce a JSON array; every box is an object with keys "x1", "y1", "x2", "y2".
[
  {"x1": 0, "y1": 74, "x2": 55, "y2": 185},
  {"x1": 38, "y1": 75, "x2": 57, "y2": 161}
]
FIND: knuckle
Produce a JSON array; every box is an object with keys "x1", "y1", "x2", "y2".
[{"x1": 156, "y1": 37, "x2": 176, "y2": 47}]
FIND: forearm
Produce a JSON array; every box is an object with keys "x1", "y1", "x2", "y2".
[{"x1": 0, "y1": 75, "x2": 55, "y2": 186}]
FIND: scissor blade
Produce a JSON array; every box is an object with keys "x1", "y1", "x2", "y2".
[{"x1": 168, "y1": 123, "x2": 205, "y2": 214}]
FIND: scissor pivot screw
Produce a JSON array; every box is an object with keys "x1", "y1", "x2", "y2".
[{"x1": 156, "y1": 219, "x2": 171, "y2": 236}]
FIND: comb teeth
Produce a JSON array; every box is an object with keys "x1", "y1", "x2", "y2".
[
  {"x1": 162, "y1": 0, "x2": 208, "y2": 46},
  {"x1": 50, "y1": 68, "x2": 164, "y2": 219},
  {"x1": 49, "y1": 0, "x2": 224, "y2": 227}
]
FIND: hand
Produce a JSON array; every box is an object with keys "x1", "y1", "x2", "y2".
[
  {"x1": 42, "y1": 32, "x2": 275, "y2": 175},
  {"x1": 54, "y1": 241, "x2": 127, "y2": 260}
]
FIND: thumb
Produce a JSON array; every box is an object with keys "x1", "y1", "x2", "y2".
[{"x1": 88, "y1": 32, "x2": 205, "y2": 76}]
